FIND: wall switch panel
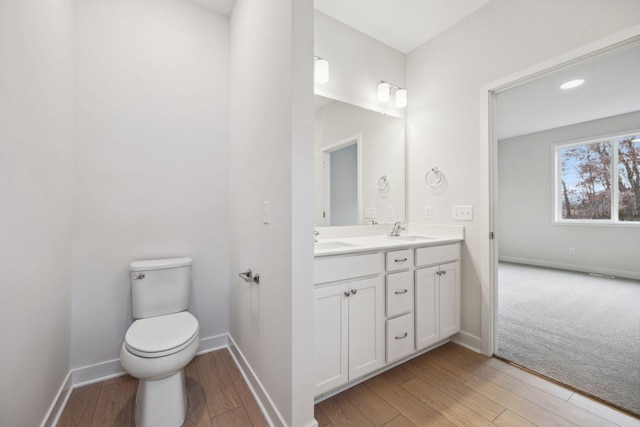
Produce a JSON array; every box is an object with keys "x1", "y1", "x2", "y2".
[
  {"x1": 387, "y1": 207, "x2": 394, "y2": 218},
  {"x1": 452, "y1": 205, "x2": 473, "y2": 221},
  {"x1": 365, "y1": 207, "x2": 376, "y2": 219},
  {"x1": 424, "y1": 205, "x2": 432, "y2": 220},
  {"x1": 262, "y1": 201, "x2": 270, "y2": 224}
]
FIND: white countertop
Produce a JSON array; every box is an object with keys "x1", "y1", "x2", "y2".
[{"x1": 314, "y1": 234, "x2": 463, "y2": 257}]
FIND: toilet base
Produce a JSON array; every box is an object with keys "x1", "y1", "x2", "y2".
[{"x1": 135, "y1": 370, "x2": 187, "y2": 427}]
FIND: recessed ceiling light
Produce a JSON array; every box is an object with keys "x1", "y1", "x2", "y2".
[{"x1": 560, "y1": 79, "x2": 585, "y2": 90}]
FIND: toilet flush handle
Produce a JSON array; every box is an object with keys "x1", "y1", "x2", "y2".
[{"x1": 133, "y1": 273, "x2": 146, "y2": 280}]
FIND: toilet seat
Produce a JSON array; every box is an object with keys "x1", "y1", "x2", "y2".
[{"x1": 125, "y1": 311, "x2": 199, "y2": 358}]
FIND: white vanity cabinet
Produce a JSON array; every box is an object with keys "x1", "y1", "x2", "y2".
[
  {"x1": 313, "y1": 254, "x2": 384, "y2": 396},
  {"x1": 314, "y1": 238, "x2": 462, "y2": 399},
  {"x1": 415, "y1": 244, "x2": 461, "y2": 350}
]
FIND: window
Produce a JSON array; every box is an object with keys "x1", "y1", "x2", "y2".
[{"x1": 555, "y1": 132, "x2": 640, "y2": 224}]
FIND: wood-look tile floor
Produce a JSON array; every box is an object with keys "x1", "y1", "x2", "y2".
[
  {"x1": 59, "y1": 344, "x2": 639, "y2": 427},
  {"x1": 315, "y1": 343, "x2": 640, "y2": 427},
  {"x1": 58, "y1": 348, "x2": 268, "y2": 427}
]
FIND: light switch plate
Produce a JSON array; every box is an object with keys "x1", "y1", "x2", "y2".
[
  {"x1": 365, "y1": 207, "x2": 376, "y2": 219},
  {"x1": 387, "y1": 207, "x2": 394, "y2": 218},
  {"x1": 452, "y1": 205, "x2": 472, "y2": 221}
]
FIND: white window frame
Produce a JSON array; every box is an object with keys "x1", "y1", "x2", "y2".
[{"x1": 553, "y1": 130, "x2": 640, "y2": 227}]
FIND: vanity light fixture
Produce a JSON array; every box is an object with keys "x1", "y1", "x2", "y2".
[
  {"x1": 378, "y1": 82, "x2": 391, "y2": 102},
  {"x1": 314, "y1": 56, "x2": 329, "y2": 84},
  {"x1": 560, "y1": 79, "x2": 585, "y2": 90},
  {"x1": 378, "y1": 81, "x2": 407, "y2": 108},
  {"x1": 395, "y1": 89, "x2": 407, "y2": 108}
]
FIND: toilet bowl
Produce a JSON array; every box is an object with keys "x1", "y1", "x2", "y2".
[
  {"x1": 120, "y1": 257, "x2": 199, "y2": 427},
  {"x1": 121, "y1": 311, "x2": 200, "y2": 427}
]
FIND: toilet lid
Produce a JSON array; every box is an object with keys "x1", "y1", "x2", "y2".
[{"x1": 125, "y1": 312, "x2": 199, "y2": 356}]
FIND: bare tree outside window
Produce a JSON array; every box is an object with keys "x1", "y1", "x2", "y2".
[
  {"x1": 618, "y1": 137, "x2": 640, "y2": 221},
  {"x1": 557, "y1": 134, "x2": 640, "y2": 223}
]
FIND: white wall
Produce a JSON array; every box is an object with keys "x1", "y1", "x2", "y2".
[
  {"x1": 314, "y1": 11, "x2": 406, "y2": 117},
  {"x1": 406, "y1": 0, "x2": 640, "y2": 346},
  {"x1": 0, "y1": 1, "x2": 74, "y2": 426},
  {"x1": 314, "y1": 100, "x2": 405, "y2": 225},
  {"x1": 72, "y1": 0, "x2": 230, "y2": 369},
  {"x1": 229, "y1": 0, "x2": 315, "y2": 425},
  {"x1": 499, "y1": 111, "x2": 640, "y2": 280}
]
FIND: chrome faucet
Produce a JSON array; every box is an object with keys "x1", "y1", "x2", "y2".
[{"x1": 388, "y1": 222, "x2": 405, "y2": 236}]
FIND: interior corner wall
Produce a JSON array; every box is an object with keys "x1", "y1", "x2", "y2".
[
  {"x1": 0, "y1": 1, "x2": 74, "y2": 426},
  {"x1": 229, "y1": 0, "x2": 315, "y2": 425},
  {"x1": 72, "y1": 0, "x2": 230, "y2": 370},
  {"x1": 314, "y1": 11, "x2": 406, "y2": 117},
  {"x1": 406, "y1": 0, "x2": 640, "y2": 342},
  {"x1": 498, "y1": 111, "x2": 640, "y2": 280}
]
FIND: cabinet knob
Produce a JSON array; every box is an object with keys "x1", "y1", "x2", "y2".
[
  {"x1": 350, "y1": 289, "x2": 357, "y2": 295},
  {"x1": 344, "y1": 291, "x2": 350, "y2": 297}
]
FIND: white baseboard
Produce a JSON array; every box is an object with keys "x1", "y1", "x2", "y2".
[
  {"x1": 499, "y1": 256, "x2": 640, "y2": 281},
  {"x1": 197, "y1": 333, "x2": 228, "y2": 355},
  {"x1": 228, "y1": 335, "x2": 285, "y2": 427},
  {"x1": 40, "y1": 371, "x2": 72, "y2": 427},
  {"x1": 451, "y1": 331, "x2": 482, "y2": 353}
]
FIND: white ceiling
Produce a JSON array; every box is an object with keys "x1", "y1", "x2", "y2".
[
  {"x1": 496, "y1": 43, "x2": 640, "y2": 140},
  {"x1": 314, "y1": 0, "x2": 492, "y2": 53}
]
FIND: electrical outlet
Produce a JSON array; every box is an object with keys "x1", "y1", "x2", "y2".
[
  {"x1": 452, "y1": 205, "x2": 473, "y2": 221},
  {"x1": 424, "y1": 205, "x2": 432, "y2": 220},
  {"x1": 365, "y1": 208, "x2": 376, "y2": 219},
  {"x1": 569, "y1": 247, "x2": 576, "y2": 255},
  {"x1": 387, "y1": 207, "x2": 394, "y2": 218}
]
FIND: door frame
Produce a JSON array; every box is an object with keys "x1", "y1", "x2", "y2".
[{"x1": 479, "y1": 25, "x2": 640, "y2": 356}]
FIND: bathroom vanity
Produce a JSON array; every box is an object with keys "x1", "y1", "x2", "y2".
[{"x1": 313, "y1": 233, "x2": 462, "y2": 400}]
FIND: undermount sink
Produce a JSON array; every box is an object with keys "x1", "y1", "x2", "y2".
[
  {"x1": 314, "y1": 241, "x2": 360, "y2": 251},
  {"x1": 386, "y1": 235, "x2": 435, "y2": 242}
]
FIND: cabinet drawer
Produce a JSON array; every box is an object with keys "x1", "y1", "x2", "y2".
[
  {"x1": 415, "y1": 243, "x2": 460, "y2": 267},
  {"x1": 386, "y1": 249, "x2": 413, "y2": 272},
  {"x1": 386, "y1": 313, "x2": 414, "y2": 363},
  {"x1": 386, "y1": 271, "x2": 413, "y2": 317},
  {"x1": 315, "y1": 253, "x2": 383, "y2": 284}
]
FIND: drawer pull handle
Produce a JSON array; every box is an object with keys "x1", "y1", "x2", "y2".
[
  {"x1": 395, "y1": 332, "x2": 408, "y2": 340},
  {"x1": 394, "y1": 258, "x2": 408, "y2": 263},
  {"x1": 395, "y1": 289, "x2": 408, "y2": 295}
]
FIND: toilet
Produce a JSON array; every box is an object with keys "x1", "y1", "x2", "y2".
[{"x1": 120, "y1": 257, "x2": 200, "y2": 427}]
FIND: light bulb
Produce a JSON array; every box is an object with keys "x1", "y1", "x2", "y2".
[
  {"x1": 315, "y1": 59, "x2": 329, "y2": 84},
  {"x1": 395, "y1": 89, "x2": 407, "y2": 108},
  {"x1": 378, "y1": 82, "x2": 390, "y2": 103},
  {"x1": 560, "y1": 79, "x2": 584, "y2": 90}
]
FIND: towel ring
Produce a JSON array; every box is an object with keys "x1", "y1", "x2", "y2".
[
  {"x1": 425, "y1": 167, "x2": 443, "y2": 187},
  {"x1": 378, "y1": 175, "x2": 389, "y2": 192}
]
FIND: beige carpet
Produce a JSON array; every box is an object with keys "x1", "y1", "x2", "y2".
[{"x1": 496, "y1": 262, "x2": 640, "y2": 416}]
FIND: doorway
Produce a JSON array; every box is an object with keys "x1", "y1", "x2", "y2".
[{"x1": 486, "y1": 36, "x2": 640, "y2": 415}]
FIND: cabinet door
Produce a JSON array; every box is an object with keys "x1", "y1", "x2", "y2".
[
  {"x1": 314, "y1": 283, "x2": 349, "y2": 395},
  {"x1": 439, "y1": 261, "x2": 461, "y2": 338},
  {"x1": 415, "y1": 266, "x2": 439, "y2": 350},
  {"x1": 348, "y1": 276, "x2": 384, "y2": 381}
]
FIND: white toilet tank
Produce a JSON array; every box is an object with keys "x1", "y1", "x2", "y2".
[{"x1": 130, "y1": 257, "x2": 192, "y2": 319}]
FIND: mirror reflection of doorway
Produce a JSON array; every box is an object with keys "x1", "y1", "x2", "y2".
[
  {"x1": 320, "y1": 134, "x2": 362, "y2": 226},
  {"x1": 326, "y1": 142, "x2": 357, "y2": 225}
]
